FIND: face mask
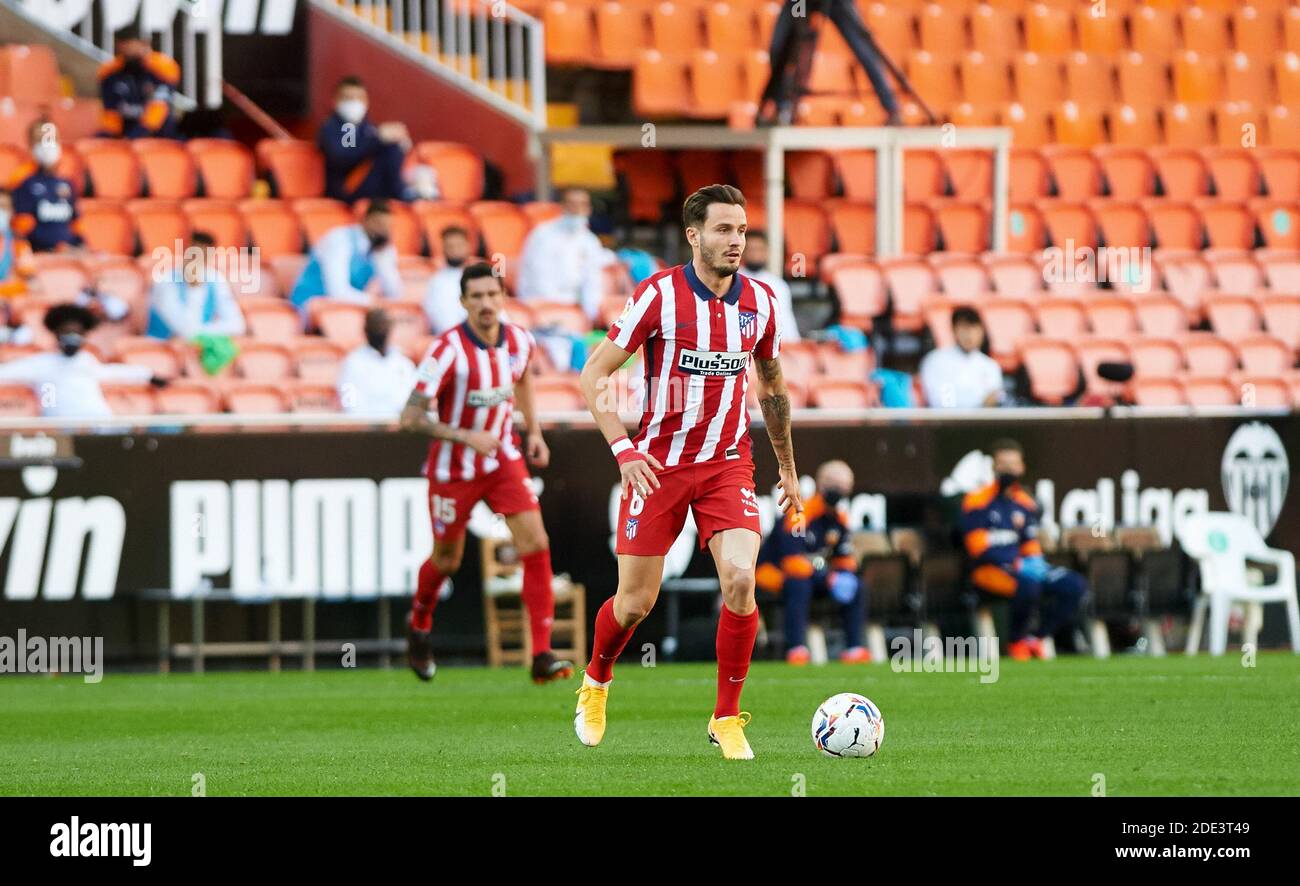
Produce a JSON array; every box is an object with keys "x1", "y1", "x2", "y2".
[
  {"x1": 57, "y1": 333, "x2": 83, "y2": 357},
  {"x1": 996, "y1": 472, "x2": 1020, "y2": 490},
  {"x1": 32, "y1": 142, "x2": 61, "y2": 169},
  {"x1": 367, "y1": 231, "x2": 389, "y2": 251},
  {"x1": 444, "y1": 255, "x2": 466, "y2": 269},
  {"x1": 336, "y1": 99, "x2": 367, "y2": 125},
  {"x1": 561, "y1": 214, "x2": 588, "y2": 232},
  {"x1": 366, "y1": 331, "x2": 388, "y2": 353},
  {"x1": 822, "y1": 488, "x2": 846, "y2": 509},
  {"x1": 124, "y1": 56, "x2": 145, "y2": 76},
  {"x1": 743, "y1": 260, "x2": 764, "y2": 273}
]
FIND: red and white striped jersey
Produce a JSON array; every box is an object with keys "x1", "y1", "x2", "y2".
[
  {"x1": 607, "y1": 263, "x2": 781, "y2": 468},
  {"x1": 414, "y1": 321, "x2": 534, "y2": 482}
]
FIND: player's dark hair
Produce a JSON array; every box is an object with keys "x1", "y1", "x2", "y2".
[
  {"x1": 364, "y1": 198, "x2": 391, "y2": 218},
  {"x1": 459, "y1": 261, "x2": 501, "y2": 296},
  {"x1": 336, "y1": 75, "x2": 365, "y2": 92},
  {"x1": 951, "y1": 306, "x2": 983, "y2": 329},
  {"x1": 190, "y1": 231, "x2": 215, "y2": 249},
  {"x1": 441, "y1": 225, "x2": 468, "y2": 240},
  {"x1": 989, "y1": 438, "x2": 1023, "y2": 458},
  {"x1": 683, "y1": 184, "x2": 745, "y2": 230}
]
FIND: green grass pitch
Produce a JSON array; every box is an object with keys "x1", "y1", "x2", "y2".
[{"x1": 3, "y1": 654, "x2": 1299, "y2": 796}]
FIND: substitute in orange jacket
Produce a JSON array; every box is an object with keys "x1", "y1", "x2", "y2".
[
  {"x1": 961, "y1": 439, "x2": 1085, "y2": 661},
  {"x1": 98, "y1": 40, "x2": 180, "y2": 139},
  {"x1": 757, "y1": 460, "x2": 870, "y2": 665},
  {"x1": 9, "y1": 120, "x2": 81, "y2": 253}
]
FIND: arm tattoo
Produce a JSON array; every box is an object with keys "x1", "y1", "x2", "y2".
[
  {"x1": 755, "y1": 357, "x2": 795, "y2": 470},
  {"x1": 399, "y1": 389, "x2": 465, "y2": 443}
]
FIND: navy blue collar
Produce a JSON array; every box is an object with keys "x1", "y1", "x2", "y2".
[
  {"x1": 683, "y1": 261, "x2": 742, "y2": 306},
  {"x1": 460, "y1": 320, "x2": 504, "y2": 350}
]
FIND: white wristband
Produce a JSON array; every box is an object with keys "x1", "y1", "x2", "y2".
[{"x1": 610, "y1": 437, "x2": 633, "y2": 456}]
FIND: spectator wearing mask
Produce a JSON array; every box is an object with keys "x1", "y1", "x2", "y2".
[
  {"x1": 756, "y1": 459, "x2": 870, "y2": 665},
  {"x1": 516, "y1": 187, "x2": 605, "y2": 319},
  {"x1": 919, "y1": 306, "x2": 1004, "y2": 408},
  {"x1": 740, "y1": 229, "x2": 800, "y2": 343},
  {"x1": 98, "y1": 39, "x2": 181, "y2": 139},
  {"x1": 9, "y1": 120, "x2": 80, "y2": 253},
  {"x1": 0, "y1": 189, "x2": 35, "y2": 296},
  {"x1": 337, "y1": 307, "x2": 416, "y2": 418},
  {"x1": 423, "y1": 226, "x2": 474, "y2": 335},
  {"x1": 318, "y1": 76, "x2": 419, "y2": 204},
  {"x1": 290, "y1": 199, "x2": 401, "y2": 313},
  {"x1": 960, "y1": 439, "x2": 1086, "y2": 661},
  {"x1": 0, "y1": 304, "x2": 157, "y2": 418},
  {"x1": 146, "y1": 231, "x2": 246, "y2": 340}
]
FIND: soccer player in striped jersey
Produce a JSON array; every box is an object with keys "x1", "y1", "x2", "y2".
[
  {"x1": 574, "y1": 185, "x2": 803, "y2": 759},
  {"x1": 400, "y1": 262, "x2": 573, "y2": 685}
]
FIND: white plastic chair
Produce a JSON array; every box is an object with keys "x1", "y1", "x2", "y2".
[{"x1": 1175, "y1": 512, "x2": 1300, "y2": 656}]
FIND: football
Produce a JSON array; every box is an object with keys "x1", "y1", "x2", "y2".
[{"x1": 811, "y1": 693, "x2": 885, "y2": 758}]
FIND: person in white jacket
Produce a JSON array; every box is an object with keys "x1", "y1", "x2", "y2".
[
  {"x1": 288, "y1": 199, "x2": 401, "y2": 313},
  {"x1": 516, "y1": 188, "x2": 605, "y2": 319},
  {"x1": 740, "y1": 229, "x2": 801, "y2": 342},
  {"x1": 337, "y1": 308, "x2": 415, "y2": 418},
  {"x1": 0, "y1": 304, "x2": 154, "y2": 418}
]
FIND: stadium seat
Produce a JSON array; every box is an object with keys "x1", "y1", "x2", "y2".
[
  {"x1": 530, "y1": 376, "x2": 586, "y2": 411},
  {"x1": 240, "y1": 199, "x2": 304, "y2": 258},
  {"x1": 290, "y1": 338, "x2": 346, "y2": 384},
  {"x1": 702, "y1": 3, "x2": 747, "y2": 56},
  {"x1": 1235, "y1": 333, "x2": 1293, "y2": 374},
  {"x1": 133, "y1": 139, "x2": 197, "y2": 200},
  {"x1": 241, "y1": 298, "x2": 302, "y2": 342},
  {"x1": 1074, "y1": 338, "x2": 1130, "y2": 401},
  {"x1": 310, "y1": 301, "x2": 367, "y2": 348},
  {"x1": 1233, "y1": 375, "x2": 1291, "y2": 408},
  {"x1": 1117, "y1": 52, "x2": 1171, "y2": 109},
  {"x1": 932, "y1": 254, "x2": 991, "y2": 301},
  {"x1": 1145, "y1": 201, "x2": 1205, "y2": 250},
  {"x1": 817, "y1": 345, "x2": 873, "y2": 380},
  {"x1": 1035, "y1": 298, "x2": 1088, "y2": 339},
  {"x1": 830, "y1": 262, "x2": 886, "y2": 330},
  {"x1": 1092, "y1": 200, "x2": 1151, "y2": 249},
  {"x1": 783, "y1": 200, "x2": 831, "y2": 271},
  {"x1": 1180, "y1": 333, "x2": 1239, "y2": 375},
  {"x1": 1076, "y1": 6, "x2": 1124, "y2": 55},
  {"x1": 1279, "y1": 52, "x2": 1300, "y2": 105},
  {"x1": 0, "y1": 382, "x2": 40, "y2": 417},
  {"x1": 1094, "y1": 146, "x2": 1158, "y2": 199},
  {"x1": 414, "y1": 202, "x2": 478, "y2": 258},
  {"x1": 100, "y1": 382, "x2": 155, "y2": 416},
  {"x1": 1163, "y1": 103, "x2": 1216, "y2": 148},
  {"x1": 127, "y1": 199, "x2": 190, "y2": 255},
  {"x1": 255, "y1": 140, "x2": 325, "y2": 200},
  {"x1": 1224, "y1": 53, "x2": 1270, "y2": 106},
  {"x1": 76, "y1": 139, "x2": 143, "y2": 199},
  {"x1": 633, "y1": 50, "x2": 691, "y2": 117},
  {"x1": 834, "y1": 150, "x2": 877, "y2": 201},
  {"x1": 182, "y1": 199, "x2": 248, "y2": 250},
  {"x1": 785, "y1": 151, "x2": 834, "y2": 200},
  {"x1": 880, "y1": 258, "x2": 937, "y2": 333},
  {"x1": 293, "y1": 198, "x2": 353, "y2": 248},
  {"x1": 935, "y1": 202, "x2": 990, "y2": 254},
  {"x1": 1180, "y1": 376, "x2": 1238, "y2": 407},
  {"x1": 942, "y1": 149, "x2": 993, "y2": 201},
  {"x1": 1154, "y1": 250, "x2": 1212, "y2": 321},
  {"x1": 154, "y1": 381, "x2": 221, "y2": 415},
  {"x1": 984, "y1": 253, "x2": 1045, "y2": 299},
  {"x1": 808, "y1": 379, "x2": 876, "y2": 409},
  {"x1": 529, "y1": 301, "x2": 591, "y2": 335},
  {"x1": 1043, "y1": 146, "x2": 1102, "y2": 202},
  {"x1": 235, "y1": 340, "x2": 294, "y2": 381},
  {"x1": 1204, "y1": 148, "x2": 1263, "y2": 202},
  {"x1": 904, "y1": 203, "x2": 938, "y2": 255},
  {"x1": 979, "y1": 299, "x2": 1036, "y2": 371},
  {"x1": 1254, "y1": 200, "x2": 1300, "y2": 250},
  {"x1": 115, "y1": 337, "x2": 183, "y2": 379},
  {"x1": 1198, "y1": 201, "x2": 1257, "y2": 250},
  {"x1": 864, "y1": 2, "x2": 914, "y2": 58},
  {"x1": 0, "y1": 44, "x2": 61, "y2": 105},
  {"x1": 1019, "y1": 338, "x2": 1081, "y2": 404},
  {"x1": 1260, "y1": 293, "x2": 1300, "y2": 350},
  {"x1": 1257, "y1": 148, "x2": 1300, "y2": 200},
  {"x1": 1024, "y1": 3, "x2": 1072, "y2": 55},
  {"x1": 1129, "y1": 337, "x2": 1185, "y2": 377},
  {"x1": 1052, "y1": 102, "x2": 1106, "y2": 147},
  {"x1": 187, "y1": 139, "x2": 255, "y2": 200},
  {"x1": 1134, "y1": 294, "x2": 1190, "y2": 337},
  {"x1": 1066, "y1": 52, "x2": 1117, "y2": 109},
  {"x1": 907, "y1": 51, "x2": 961, "y2": 109},
  {"x1": 30, "y1": 255, "x2": 89, "y2": 300},
  {"x1": 353, "y1": 198, "x2": 422, "y2": 255},
  {"x1": 289, "y1": 382, "x2": 341, "y2": 414},
  {"x1": 468, "y1": 201, "x2": 530, "y2": 261},
  {"x1": 1133, "y1": 377, "x2": 1186, "y2": 406},
  {"x1": 1203, "y1": 290, "x2": 1260, "y2": 343},
  {"x1": 1041, "y1": 202, "x2": 1098, "y2": 249},
  {"x1": 1086, "y1": 298, "x2": 1138, "y2": 338},
  {"x1": 961, "y1": 51, "x2": 1012, "y2": 105},
  {"x1": 1182, "y1": 5, "x2": 1232, "y2": 55},
  {"x1": 827, "y1": 202, "x2": 876, "y2": 256},
  {"x1": 77, "y1": 199, "x2": 135, "y2": 255},
  {"x1": 903, "y1": 151, "x2": 945, "y2": 201},
  {"x1": 400, "y1": 142, "x2": 482, "y2": 204},
  {"x1": 224, "y1": 381, "x2": 289, "y2": 414},
  {"x1": 1108, "y1": 104, "x2": 1163, "y2": 147}
]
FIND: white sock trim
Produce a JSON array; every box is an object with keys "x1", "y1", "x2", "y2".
[{"x1": 583, "y1": 673, "x2": 611, "y2": 689}]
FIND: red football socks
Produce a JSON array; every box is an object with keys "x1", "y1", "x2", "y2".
[
  {"x1": 586, "y1": 598, "x2": 635, "y2": 683},
  {"x1": 410, "y1": 559, "x2": 444, "y2": 632},
  {"x1": 520, "y1": 548, "x2": 555, "y2": 655},
  {"x1": 714, "y1": 605, "x2": 759, "y2": 718}
]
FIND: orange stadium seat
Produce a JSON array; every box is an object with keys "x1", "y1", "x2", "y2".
[
  {"x1": 1129, "y1": 337, "x2": 1185, "y2": 377},
  {"x1": 1260, "y1": 292, "x2": 1300, "y2": 350},
  {"x1": 270, "y1": 255, "x2": 309, "y2": 298},
  {"x1": 1024, "y1": 3, "x2": 1072, "y2": 55},
  {"x1": 881, "y1": 258, "x2": 937, "y2": 333},
  {"x1": 289, "y1": 382, "x2": 341, "y2": 414},
  {"x1": 133, "y1": 139, "x2": 197, "y2": 200},
  {"x1": 1145, "y1": 201, "x2": 1205, "y2": 250},
  {"x1": 1154, "y1": 251, "x2": 1212, "y2": 321},
  {"x1": 902, "y1": 151, "x2": 945, "y2": 201},
  {"x1": 1236, "y1": 6, "x2": 1282, "y2": 56},
  {"x1": 1258, "y1": 148, "x2": 1300, "y2": 199},
  {"x1": 0, "y1": 382, "x2": 43, "y2": 417},
  {"x1": 1181, "y1": 333, "x2": 1239, "y2": 375},
  {"x1": 1086, "y1": 298, "x2": 1138, "y2": 338},
  {"x1": 818, "y1": 344, "x2": 872, "y2": 380},
  {"x1": 1205, "y1": 249, "x2": 1262, "y2": 293},
  {"x1": 1181, "y1": 376, "x2": 1238, "y2": 407},
  {"x1": 530, "y1": 376, "x2": 586, "y2": 412},
  {"x1": 100, "y1": 383, "x2": 155, "y2": 416},
  {"x1": 115, "y1": 337, "x2": 183, "y2": 379},
  {"x1": 127, "y1": 199, "x2": 190, "y2": 254},
  {"x1": 1117, "y1": 52, "x2": 1171, "y2": 109},
  {"x1": 1224, "y1": 53, "x2": 1271, "y2": 106},
  {"x1": 785, "y1": 152, "x2": 834, "y2": 201},
  {"x1": 468, "y1": 201, "x2": 530, "y2": 260},
  {"x1": 864, "y1": 2, "x2": 915, "y2": 58},
  {"x1": 1076, "y1": 5, "x2": 1124, "y2": 55},
  {"x1": 1163, "y1": 103, "x2": 1216, "y2": 148},
  {"x1": 1152, "y1": 148, "x2": 1211, "y2": 199},
  {"x1": 650, "y1": 2, "x2": 702, "y2": 56},
  {"x1": 239, "y1": 199, "x2": 303, "y2": 259},
  {"x1": 544, "y1": 0, "x2": 595, "y2": 63},
  {"x1": 1041, "y1": 202, "x2": 1098, "y2": 249},
  {"x1": 0, "y1": 101, "x2": 45, "y2": 150},
  {"x1": 1035, "y1": 298, "x2": 1088, "y2": 339},
  {"x1": 353, "y1": 198, "x2": 422, "y2": 255},
  {"x1": 1277, "y1": 53, "x2": 1300, "y2": 105},
  {"x1": 1259, "y1": 250, "x2": 1300, "y2": 291},
  {"x1": 1108, "y1": 104, "x2": 1163, "y2": 147},
  {"x1": 155, "y1": 382, "x2": 221, "y2": 415},
  {"x1": 1006, "y1": 204, "x2": 1047, "y2": 253},
  {"x1": 903, "y1": 203, "x2": 938, "y2": 255},
  {"x1": 961, "y1": 51, "x2": 1012, "y2": 105},
  {"x1": 409, "y1": 142, "x2": 485, "y2": 204},
  {"x1": 1236, "y1": 333, "x2": 1293, "y2": 374},
  {"x1": 1043, "y1": 146, "x2": 1102, "y2": 201},
  {"x1": 1009, "y1": 148, "x2": 1051, "y2": 202},
  {"x1": 1074, "y1": 338, "x2": 1130, "y2": 401},
  {"x1": 241, "y1": 298, "x2": 301, "y2": 342},
  {"x1": 1052, "y1": 102, "x2": 1106, "y2": 147},
  {"x1": 703, "y1": 4, "x2": 750, "y2": 56},
  {"x1": 935, "y1": 202, "x2": 990, "y2": 254},
  {"x1": 1134, "y1": 294, "x2": 1191, "y2": 337},
  {"x1": 1254, "y1": 201, "x2": 1300, "y2": 250},
  {"x1": 1181, "y1": 5, "x2": 1231, "y2": 55},
  {"x1": 182, "y1": 199, "x2": 248, "y2": 250},
  {"x1": 1198, "y1": 202, "x2": 1256, "y2": 250},
  {"x1": 984, "y1": 254, "x2": 1044, "y2": 299},
  {"x1": 187, "y1": 139, "x2": 255, "y2": 200},
  {"x1": 293, "y1": 198, "x2": 353, "y2": 248},
  {"x1": 76, "y1": 139, "x2": 143, "y2": 199},
  {"x1": 77, "y1": 199, "x2": 135, "y2": 254},
  {"x1": 235, "y1": 341, "x2": 295, "y2": 381},
  {"x1": 1205, "y1": 293, "x2": 1261, "y2": 340},
  {"x1": 783, "y1": 200, "x2": 831, "y2": 270},
  {"x1": 291, "y1": 338, "x2": 346, "y2": 384},
  {"x1": 256, "y1": 140, "x2": 325, "y2": 200},
  {"x1": 1019, "y1": 338, "x2": 1080, "y2": 404},
  {"x1": 1133, "y1": 377, "x2": 1186, "y2": 406},
  {"x1": 834, "y1": 150, "x2": 877, "y2": 201},
  {"x1": 943, "y1": 149, "x2": 993, "y2": 201},
  {"x1": 1002, "y1": 102, "x2": 1052, "y2": 148},
  {"x1": 808, "y1": 379, "x2": 876, "y2": 410},
  {"x1": 1215, "y1": 103, "x2": 1264, "y2": 148},
  {"x1": 673, "y1": 150, "x2": 728, "y2": 199},
  {"x1": 224, "y1": 381, "x2": 289, "y2": 414},
  {"x1": 980, "y1": 299, "x2": 1036, "y2": 371},
  {"x1": 30, "y1": 256, "x2": 89, "y2": 300},
  {"x1": 920, "y1": 3, "x2": 968, "y2": 56},
  {"x1": 828, "y1": 202, "x2": 876, "y2": 255},
  {"x1": 1204, "y1": 148, "x2": 1262, "y2": 201},
  {"x1": 311, "y1": 301, "x2": 367, "y2": 347},
  {"x1": 1092, "y1": 201, "x2": 1151, "y2": 249},
  {"x1": 0, "y1": 45, "x2": 61, "y2": 105},
  {"x1": 907, "y1": 52, "x2": 960, "y2": 110},
  {"x1": 633, "y1": 50, "x2": 691, "y2": 117},
  {"x1": 1014, "y1": 53, "x2": 1066, "y2": 108},
  {"x1": 830, "y1": 262, "x2": 886, "y2": 330},
  {"x1": 597, "y1": 1, "x2": 649, "y2": 66},
  {"x1": 1131, "y1": 6, "x2": 1179, "y2": 61},
  {"x1": 1094, "y1": 147, "x2": 1158, "y2": 199},
  {"x1": 1234, "y1": 375, "x2": 1291, "y2": 408},
  {"x1": 413, "y1": 202, "x2": 478, "y2": 257},
  {"x1": 689, "y1": 50, "x2": 747, "y2": 119},
  {"x1": 1066, "y1": 53, "x2": 1117, "y2": 108},
  {"x1": 932, "y1": 254, "x2": 991, "y2": 300}
]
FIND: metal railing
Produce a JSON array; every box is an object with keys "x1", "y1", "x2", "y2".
[{"x1": 310, "y1": 0, "x2": 546, "y2": 131}]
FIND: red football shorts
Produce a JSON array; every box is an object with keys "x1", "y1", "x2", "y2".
[
  {"x1": 428, "y1": 457, "x2": 538, "y2": 541},
  {"x1": 615, "y1": 458, "x2": 761, "y2": 556}
]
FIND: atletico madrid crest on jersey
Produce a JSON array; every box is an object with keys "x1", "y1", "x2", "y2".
[
  {"x1": 738, "y1": 310, "x2": 757, "y2": 338},
  {"x1": 625, "y1": 517, "x2": 639, "y2": 540}
]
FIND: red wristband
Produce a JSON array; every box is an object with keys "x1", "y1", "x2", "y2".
[{"x1": 610, "y1": 435, "x2": 644, "y2": 466}]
